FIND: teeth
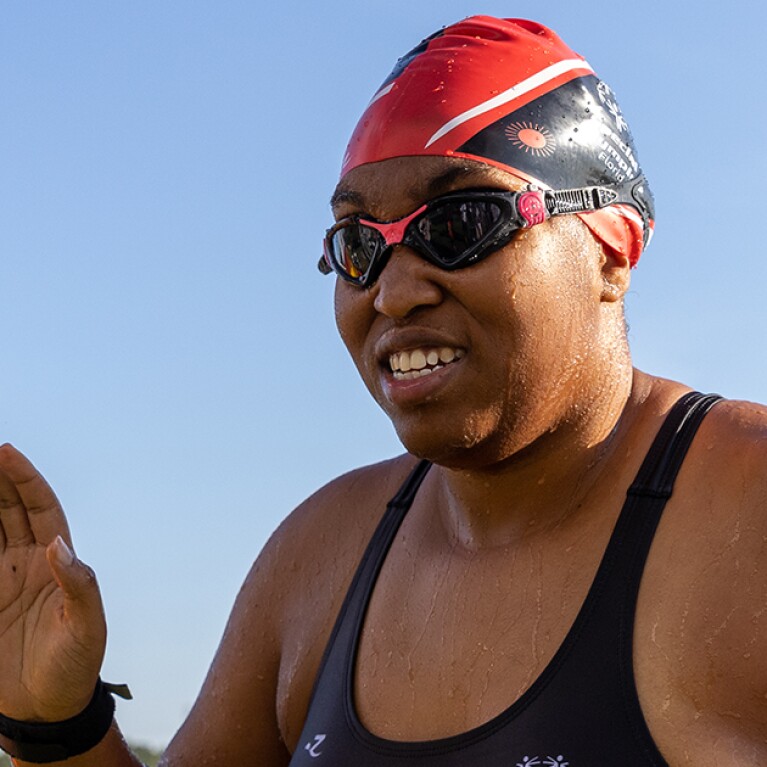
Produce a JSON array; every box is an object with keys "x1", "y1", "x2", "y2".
[
  {"x1": 410, "y1": 350, "x2": 427, "y2": 370},
  {"x1": 394, "y1": 365, "x2": 444, "y2": 381},
  {"x1": 389, "y1": 346, "x2": 464, "y2": 378}
]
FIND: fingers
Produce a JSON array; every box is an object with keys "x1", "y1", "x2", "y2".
[
  {"x1": 46, "y1": 537, "x2": 105, "y2": 636},
  {"x1": 0, "y1": 466, "x2": 34, "y2": 547},
  {"x1": 48, "y1": 537, "x2": 90, "y2": 598},
  {"x1": 0, "y1": 444, "x2": 71, "y2": 547}
]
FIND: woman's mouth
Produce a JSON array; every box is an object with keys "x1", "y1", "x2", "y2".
[{"x1": 388, "y1": 346, "x2": 465, "y2": 381}]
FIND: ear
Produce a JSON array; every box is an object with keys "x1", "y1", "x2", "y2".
[{"x1": 599, "y1": 244, "x2": 631, "y2": 303}]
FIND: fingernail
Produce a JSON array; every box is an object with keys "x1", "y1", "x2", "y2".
[{"x1": 54, "y1": 535, "x2": 74, "y2": 567}]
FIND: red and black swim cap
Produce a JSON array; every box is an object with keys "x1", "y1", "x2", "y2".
[{"x1": 341, "y1": 16, "x2": 655, "y2": 266}]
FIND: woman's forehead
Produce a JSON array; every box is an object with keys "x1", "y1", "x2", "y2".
[{"x1": 331, "y1": 156, "x2": 525, "y2": 218}]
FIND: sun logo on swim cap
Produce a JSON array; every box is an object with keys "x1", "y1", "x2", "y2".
[{"x1": 504, "y1": 121, "x2": 557, "y2": 157}]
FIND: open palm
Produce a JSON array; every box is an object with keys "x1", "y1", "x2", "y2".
[{"x1": 0, "y1": 445, "x2": 106, "y2": 722}]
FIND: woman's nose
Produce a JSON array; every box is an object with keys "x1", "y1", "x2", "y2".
[{"x1": 371, "y1": 246, "x2": 444, "y2": 319}]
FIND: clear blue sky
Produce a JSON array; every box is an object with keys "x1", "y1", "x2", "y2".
[{"x1": 1, "y1": 0, "x2": 765, "y2": 749}]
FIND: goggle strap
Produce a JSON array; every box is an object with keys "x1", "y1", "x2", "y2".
[
  {"x1": 517, "y1": 185, "x2": 618, "y2": 228},
  {"x1": 319, "y1": 176, "x2": 653, "y2": 278},
  {"x1": 545, "y1": 186, "x2": 618, "y2": 215},
  {"x1": 543, "y1": 176, "x2": 652, "y2": 239}
]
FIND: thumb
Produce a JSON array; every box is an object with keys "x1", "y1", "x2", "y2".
[{"x1": 46, "y1": 536, "x2": 103, "y2": 625}]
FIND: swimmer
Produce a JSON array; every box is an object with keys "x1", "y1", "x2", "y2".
[{"x1": 0, "y1": 16, "x2": 764, "y2": 767}]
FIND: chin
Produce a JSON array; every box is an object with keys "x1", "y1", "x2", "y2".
[{"x1": 393, "y1": 413, "x2": 509, "y2": 470}]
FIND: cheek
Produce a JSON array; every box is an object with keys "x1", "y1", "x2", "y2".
[
  {"x1": 333, "y1": 280, "x2": 350, "y2": 344},
  {"x1": 490, "y1": 235, "x2": 597, "y2": 371},
  {"x1": 333, "y1": 280, "x2": 359, "y2": 349},
  {"x1": 517, "y1": 235, "x2": 606, "y2": 383},
  {"x1": 333, "y1": 281, "x2": 375, "y2": 374}
]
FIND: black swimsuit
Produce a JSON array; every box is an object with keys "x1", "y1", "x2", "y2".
[{"x1": 288, "y1": 392, "x2": 721, "y2": 766}]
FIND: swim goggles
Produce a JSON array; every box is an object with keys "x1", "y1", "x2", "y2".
[{"x1": 319, "y1": 179, "x2": 651, "y2": 287}]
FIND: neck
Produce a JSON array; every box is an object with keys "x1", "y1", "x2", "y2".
[{"x1": 430, "y1": 366, "x2": 645, "y2": 550}]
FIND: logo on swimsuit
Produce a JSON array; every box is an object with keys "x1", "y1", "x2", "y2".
[
  {"x1": 516, "y1": 757, "x2": 570, "y2": 767},
  {"x1": 304, "y1": 734, "x2": 326, "y2": 758}
]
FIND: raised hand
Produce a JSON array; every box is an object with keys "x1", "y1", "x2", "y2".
[{"x1": 0, "y1": 444, "x2": 106, "y2": 723}]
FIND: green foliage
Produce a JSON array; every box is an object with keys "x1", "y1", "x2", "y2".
[{"x1": 131, "y1": 743, "x2": 164, "y2": 766}]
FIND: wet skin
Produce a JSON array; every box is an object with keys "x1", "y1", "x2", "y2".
[
  {"x1": 252, "y1": 159, "x2": 764, "y2": 766},
  {"x1": 194, "y1": 157, "x2": 762, "y2": 766},
  {"x1": 331, "y1": 156, "x2": 634, "y2": 471},
  {"x1": 0, "y1": 156, "x2": 765, "y2": 767}
]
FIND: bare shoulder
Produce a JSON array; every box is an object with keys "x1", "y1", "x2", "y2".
[
  {"x1": 687, "y1": 395, "x2": 767, "y2": 606},
  {"x1": 230, "y1": 453, "x2": 421, "y2": 652},
  {"x1": 631, "y1": 390, "x2": 767, "y2": 761},
  {"x1": 702, "y1": 395, "x2": 767, "y2": 440},
  {"x1": 274, "y1": 453, "x2": 419, "y2": 549},
  {"x1": 262, "y1": 454, "x2": 419, "y2": 596},
  {"x1": 685, "y1": 396, "x2": 767, "y2": 511},
  {"x1": 252, "y1": 454, "x2": 421, "y2": 750},
  {"x1": 678, "y1": 396, "x2": 767, "y2": 611},
  {"x1": 653, "y1": 396, "x2": 767, "y2": 748},
  {"x1": 164, "y1": 454, "x2": 419, "y2": 764}
]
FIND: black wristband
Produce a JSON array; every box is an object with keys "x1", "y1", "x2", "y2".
[{"x1": 0, "y1": 679, "x2": 131, "y2": 764}]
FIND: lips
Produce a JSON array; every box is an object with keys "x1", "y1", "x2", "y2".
[{"x1": 388, "y1": 346, "x2": 465, "y2": 381}]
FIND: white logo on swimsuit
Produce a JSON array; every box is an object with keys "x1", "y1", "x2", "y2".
[
  {"x1": 304, "y1": 734, "x2": 326, "y2": 758},
  {"x1": 516, "y1": 756, "x2": 570, "y2": 767}
]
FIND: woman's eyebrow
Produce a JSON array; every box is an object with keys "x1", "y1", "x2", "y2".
[
  {"x1": 422, "y1": 166, "x2": 487, "y2": 198},
  {"x1": 329, "y1": 188, "x2": 365, "y2": 209},
  {"x1": 329, "y1": 164, "x2": 491, "y2": 211}
]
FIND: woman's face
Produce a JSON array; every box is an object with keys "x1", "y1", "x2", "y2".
[{"x1": 331, "y1": 156, "x2": 620, "y2": 469}]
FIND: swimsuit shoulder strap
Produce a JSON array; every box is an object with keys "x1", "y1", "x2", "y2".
[
  {"x1": 298, "y1": 459, "x2": 432, "y2": 715},
  {"x1": 628, "y1": 391, "x2": 723, "y2": 499}
]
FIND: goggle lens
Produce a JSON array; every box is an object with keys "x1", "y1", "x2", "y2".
[
  {"x1": 321, "y1": 180, "x2": 649, "y2": 286},
  {"x1": 324, "y1": 195, "x2": 511, "y2": 286},
  {"x1": 328, "y1": 225, "x2": 382, "y2": 280},
  {"x1": 416, "y1": 199, "x2": 504, "y2": 265}
]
